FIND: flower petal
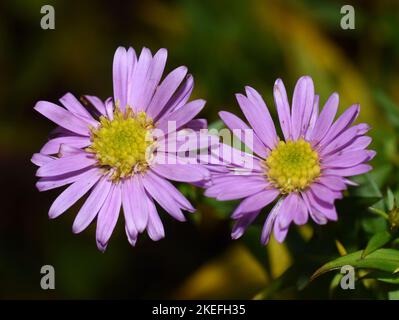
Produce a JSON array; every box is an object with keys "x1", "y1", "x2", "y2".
[
  {"x1": 291, "y1": 76, "x2": 314, "y2": 140},
  {"x1": 323, "y1": 164, "x2": 372, "y2": 177},
  {"x1": 206, "y1": 176, "x2": 268, "y2": 201},
  {"x1": 128, "y1": 47, "x2": 152, "y2": 111},
  {"x1": 219, "y1": 111, "x2": 268, "y2": 158},
  {"x1": 36, "y1": 153, "x2": 97, "y2": 177},
  {"x1": 319, "y1": 123, "x2": 370, "y2": 156},
  {"x1": 59, "y1": 92, "x2": 98, "y2": 126},
  {"x1": 72, "y1": 177, "x2": 112, "y2": 233},
  {"x1": 156, "y1": 99, "x2": 205, "y2": 135},
  {"x1": 127, "y1": 175, "x2": 149, "y2": 232},
  {"x1": 48, "y1": 169, "x2": 101, "y2": 219},
  {"x1": 142, "y1": 172, "x2": 187, "y2": 221},
  {"x1": 113, "y1": 47, "x2": 131, "y2": 110},
  {"x1": 146, "y1": 196, "x2": 165, "y2": 241},
  {"x1": 305, "y1": 94, "x2": 319, "y2": 140},
  {"x1": 236, "y1": 93, "x2": 278, "y2": 149},
  {"x1": 151, "y1": 163, "x2": 209, "y2": 182},
  {"x1": 319, "y1": 104, "x2": 360, "y2": 146},
  {"x1": 260, "y1": 198, "x2": 283, "y2": 244},
  {"x1": 36, "y1": 167, "x2": 98, "y2": 191},
  {"x1": 245, "y1": 86, "x2": 278, "y2": 147},
  {"x1": 317, "y1": 175, "x2": 347, "y2": 191},
  {"x1": 140, "y1": 48, "x2": 168, "y2": 110},
  {"x1": 322, "y1": 150, "x2": 372, "y2": 168},
  {"x1": 146, "y1": 66, "x2": 188, "y2": 118},
  {"x1": 231, "y1": 209, "x2": 261, "y2": 240},
  {"x1": 277, "y1": 193, "x2": 298, "y2": 229},
  {"x1": 96, "y1": 184, "x2": 122, "y2": 252},
  {"x1": 84, "y1": 95, "x2": 107, "y2": 115},
  {"x1": 273, "y1": 79, "x2": 292, "y2": 140},
  {"x1": 40, "y1": 136, "x2": 91, "y2": 155},
  {"x1": 231, "y1": 188, "x2": 280, "y2": 219},
  {"x1": 31, "y1": 153, "x2": 56, "y2": 166},
  {"x1": 34, "y1": 101, "x2": 90, "y2": 136}
]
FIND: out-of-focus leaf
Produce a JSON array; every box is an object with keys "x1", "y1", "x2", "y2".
[
  {"x1": 387, "y1": 188, "x2": 395, "y2": 211},
  {"x1": 335, "y1": 240, "x2": 348, "y2": 256},
  {"x1": 174, "y1": 244, "x2": 268, "y2": 299},
  {"x1": 329, "y1": 273, "x2": 343, "y2": 297},
  {"x1": 363, "y1": 271, "x2": 399, "y2": 284},
  {"x1": 352, "y1": 173, "x2": 383, "y2": 199},
  {"x1": 362, "y1": 231, "x2": 392, "y2": 258},
  {"x1": 361, "y1": 215, "x2": 388, "y2": 237},
  {"x1": 253, "y1": 266, "x2": 298, "y2": 300},
  {"x1": 388, "y1": 290, "x2": 399, "y2": 300},
  {"x1": 369, "y1": 207, "x2": 389, "y2": 220},
  {"x1": 208, "y1": 120, "x2": 224, "y2": 131},
  {"x1": 352, "y1": 166, "x2": 391, "y2": 199},
  {"x1": 374, "y1": 90, "x2": 399, "y2": 131},
  {"x1": 311, "y1": 249, "x2": 399, "y2": 281}
]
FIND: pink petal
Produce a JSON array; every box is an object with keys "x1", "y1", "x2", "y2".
[
  {"x1": 36, "y1": 153, "x2": 97, "y2": 177},
  {"x1": 35, "y1": 101, "x2": 90, "y2": 136},
  {"x1": 311, "y1": 93, "x2": 339, "y2": 143},
  {"x1": 273, "y1": 79, "x2": 292, "y2": 141},
  {"x1": 59, "y1": 92, "x2": 98, "y2": 126},
  {"x1": 291, "y1": 76, "x2": 314, "y2": 140},
  {"x1": 219, "y1": 111, "x2": 268, "y2": 158},
  {"x1": 128, "y1": 47, "x2": 152, "y2": 111},
  {"x1": 96, "y1": 183, "x2": 122, "y2": 252},
  {"x1": 72, "y1": 177, "x2": 112, "y2": 233},
  {"x1": 40, "y1": 136, "x2": 91, "y2": 155},
  {"x1": 146, "y1": 66, "x2": 188, "y2": 118},
  {"x1": 236, "y1": 93, "x2": 278, "y2": 149},
  {"x1": 48, "y1": 169, "x2": 101, "y2": 219},
  {"x1": 231, "y1": 188, "x2": 280, "y2": 219}
]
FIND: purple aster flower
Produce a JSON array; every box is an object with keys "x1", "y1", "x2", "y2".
[
  {"x1": 32, "y1": 46, "x2": 211, "y2": 251},
  {"x1": 205, "y1": 76, "x2": 375, "y2": 244}
]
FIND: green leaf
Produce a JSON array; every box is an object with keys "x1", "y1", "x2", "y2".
[
  {"x1": 388, "y1": 290, "x2": 399, "y2": 300},
  {"x1": 387, "y1": 188, "x2": 395, "y2": 211},
  {"x1": 374, "y1": 272, "x2": 399, "y2": 284},
  {"x1": 208, "y1": 120, "x2": 224, "y2": 131},
  {"x1": 369, "y1": 207, "x2": 389, "y2": 220},
  {"x1": 329, "y1": 273, "x2": 343, "y2": 297},
  {"x1": 362, "y1": 231, "x2": 392, "y2": 258},
  {"x1": 374, "y1": 90, "x2": 399, "y2": 131},
  {"x1": 311, "y1": 248, "x2": 399, "y2": 281}
]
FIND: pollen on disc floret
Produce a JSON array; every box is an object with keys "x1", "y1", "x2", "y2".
[
  {"x1": 264, "y1": 139, "x2": 320, "y2": 194},
  {"x1": 87, "y1": 107, "x2": 154, "y2": 180}
]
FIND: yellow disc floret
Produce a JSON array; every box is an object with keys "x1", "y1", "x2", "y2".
[
  {"x1": 264, "y1": 139, "x2": 320, "y2": 194},
  {"x1": 87, "y1": 107, "x2": 154, "y2": 180}
]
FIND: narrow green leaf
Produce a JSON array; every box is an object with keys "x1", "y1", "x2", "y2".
[
  {"x1": 311, "y1": 248, "x2": 399, "y2": 281},
  {"x1": 369, "y1": 207, "x2": 389, "y2": 220},
  {"x1": 329, "y1": 273, "x2": 343, "y2": 297},
  {"x1": 387, "y1": 188, "x2": 395, "y2": 211},
  {"x1": 362, "y1": 230, "x2": 392, "y2": 258}
]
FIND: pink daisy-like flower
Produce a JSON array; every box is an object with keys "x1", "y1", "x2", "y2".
[
  {"x1": 205, "y1": 76, "x2": 375, "y2": 244},
  {"x1": 32, "y1": 46, "x2": 211, "y2": 251}
]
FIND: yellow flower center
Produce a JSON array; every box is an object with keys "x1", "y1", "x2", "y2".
[
  {"x1": 264, "y1": 139, "x2": 320, "y2": 193},
  {"x1": 87, "y1": 108, "x2": 154, "y2": 180}
]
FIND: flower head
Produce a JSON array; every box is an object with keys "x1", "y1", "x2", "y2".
[
  {"x1": 205, "y1": 76, "x2": 375, "y2": 244},
  {"x1": 32, "y1": 46, "x2": 210, "y2": 251}
]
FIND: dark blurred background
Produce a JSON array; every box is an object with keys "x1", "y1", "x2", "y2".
[{"x1": 1, "y1": 0, "x2": 399, "y2": 299}]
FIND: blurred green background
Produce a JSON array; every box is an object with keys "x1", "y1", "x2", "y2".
[{"x1": 1, "y1": 0, "x2": 399, "y2": 299}]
